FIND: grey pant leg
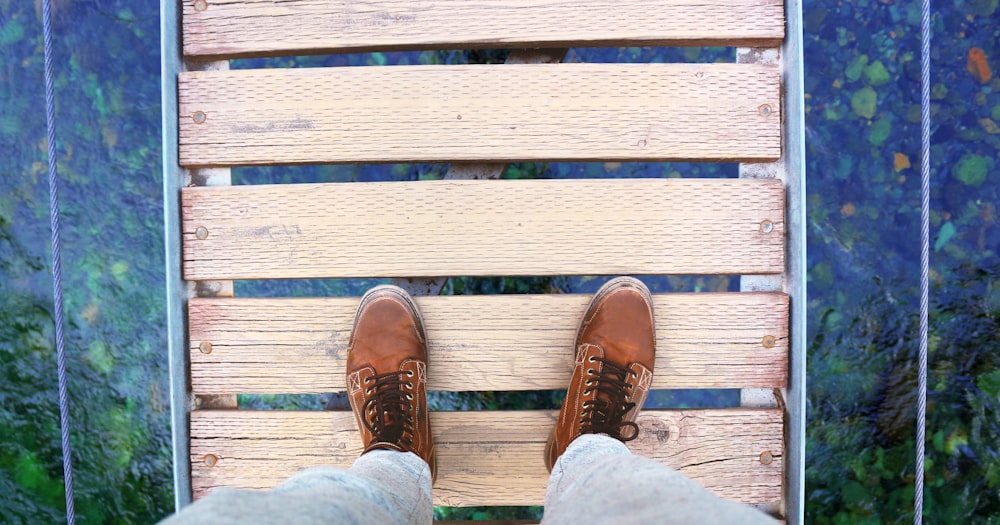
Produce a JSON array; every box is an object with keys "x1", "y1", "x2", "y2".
[
  {"x1": 160, "y1": 450, "x2": 433, "y2": 525},
  {"x1": 542, "y1": 434, "x2": 778, "y2": 525}
]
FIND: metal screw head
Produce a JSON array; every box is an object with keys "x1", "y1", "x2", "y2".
[
  {"x1": 193, "y1": 0, "x2": 208, "y2": 11},
  {"x1": 759, "y1": 220, "x2": 774, "y2": 233},
  {"x1": 761, "y1": 335, "x2": 776, "y2": 348},
  {"x1": 195, "y1": 226, "x2": 209, "y2": 240},
  {"x1": 199, "y1": 341, "x2": 213, "y2": 354},
  {"x1": 192, "y1": 111, "x2": 207, "y2": 124},
  {"x1": 203, "y1": 454, "x2": 218, "y2": 467},
  {"x1": 758, "y1": 104, "x2": 773, "y2": 117},
  {"x1": 759, "y1": 450, "x2": 773, "y2": 465}
]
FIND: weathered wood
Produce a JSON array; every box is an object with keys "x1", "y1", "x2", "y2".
[
  {"x1": 182, "y1": 0, "x2": 784, "y2": 59},
  {"x1": 181, "y1": 178, "x2": 785, "y2": 280},
  {"x1": 189, "y1": 292, "x2": 789, "y2": 394},
  {"x1": 177, "y1": 63, "x2": 781, "y2": 167},
  {"x1": 391, "y1": 49, "x2": 568, "y2": 296},
  {"x1": 190, "y1": 409, "x2": 784, "y2": 506}
]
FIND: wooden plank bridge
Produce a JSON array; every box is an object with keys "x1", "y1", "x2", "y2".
[{"x1": 161, "y1": 0, "x2": 806, "y2": 522}]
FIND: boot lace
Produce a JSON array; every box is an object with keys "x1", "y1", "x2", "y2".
[
  {"x1": 362, "y1": 370, "x2": 416, "y2": 451},
  {"x1": 580, "y1": 357, "x2": 640, "y2": 442}
]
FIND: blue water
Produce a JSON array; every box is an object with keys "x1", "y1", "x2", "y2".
[{"x1": 1, "y1": 0, "x2": 998, "y2": 523}]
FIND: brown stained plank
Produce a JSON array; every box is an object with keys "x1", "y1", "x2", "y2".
[
  {"x1": 181, "y1": 178, "x2": 785, "y2": 280},
  {"x1": 177, "y1": 63, "x2": 781, "y2": 167},
  {"x1": 189, "y1": 293, "x2": 788, "y2": 394},
  {"x1": 190, "y1": 409, "x2": 784, "y2": 506},
  {"x1": 182, "y1": 0, "x2": 784, "y2": 59}
]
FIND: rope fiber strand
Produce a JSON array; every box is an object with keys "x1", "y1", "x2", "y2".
[
  {"x1": 915, "y1": 0, "x2": 931, "y2": 521},
  {"x1": 41, "y1": 0, "x2": 77, "y2": 522}
]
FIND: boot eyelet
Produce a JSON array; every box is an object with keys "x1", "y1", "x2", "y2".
[
  {"x1": 407, "y1": 382, "x2": 414, "y2": 389},
  {"x1": 583, "y1": 389, "x2": 591, "y2": 395},
  {"x1": 406, "y1": 394, "x2": 414, "y2": 400},
  {"x1": 588, "y1": 356, "x2": 597, "y2": 362},
  {"x1": 407, "y1": 370, "x2": 415, "y2": 377}
]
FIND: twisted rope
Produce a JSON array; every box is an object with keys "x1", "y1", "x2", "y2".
[
  {"x1": 41, "y1": 0, "x2": 77, "y2": 522},
  {"x1": 915, "y1": 0, "x2": 931, "y2": 521}
]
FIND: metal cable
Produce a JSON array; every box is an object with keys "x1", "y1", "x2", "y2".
[
  {"x1": 41, "y1": 0, "x2": 77, "y2": 522},
  {"x1": 915, "y1": 0, "x2": 931, "y2": 521}
]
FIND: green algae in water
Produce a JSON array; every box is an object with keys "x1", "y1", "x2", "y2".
[
  {"x1": 846, "y1": 54, "x2": 869, "y2": 82},
  {"x1": 852, "y1": 86, "x2": 878, "y2": 118},
  {"x1": 869, "y1": 118, "x2": 892, "y2": 145},
  {"x1": 863, "y1": 60, "x2": 891, "y2": 86},
  {"x1": 953, "y1": 154, "x2": 989, "y2": 186}
]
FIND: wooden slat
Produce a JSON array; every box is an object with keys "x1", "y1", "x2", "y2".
[
  {"x1": 181, "y1": 178, "x2": 785, "y2": 279},
  {"x1": 189, "y1": 292, "x2": 789, "y2": 394},
  {"x1": 182, "y1": 0, "x2": 785, "y2": 59},
  {"x1": 177, "y1": 63, "x2": 781, "y2": 166},
  {"x1": 190, "y1": 409, "x2": 783, "y2": 506}
]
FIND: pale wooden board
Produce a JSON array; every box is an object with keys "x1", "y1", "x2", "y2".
[
  {"x1": 190, "y1": 409, "x2": 784, "y2": 506},
  {"x1": 182, "y1": 0, "x2": 785, "y2": 58},
  {"x1": 189, "y1": 292, "x2": 789, "y2": 394},
  {"x1": 181, "y1": 178, "x2": 785, "y2": 280},
  {"x1": 177, "y1": 63, "x2": 781, "y2": 166}
]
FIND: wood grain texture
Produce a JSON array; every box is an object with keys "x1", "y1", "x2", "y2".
[
  {"x1": 190, "y1": 408, "x2": 784, "y2": 506},
  {"x1": 390, "y1": 48, "x2": 569, "y2": 296},
  {"x1": 182, "y1": 0, "x2": 784, "y2": 58},
  {"x1": 177, "y1": 63, "x2": 781, "y2": 166},
  {"x1": 181, "y1": 178, "x2": 785, "y2": 279},
  {"x1": 189, "y1": 292, "x2": 789, "y2": 394}
]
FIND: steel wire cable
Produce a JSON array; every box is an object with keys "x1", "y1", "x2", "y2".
[
  {"x1": 41, "y1": 0, "x2": 77, "y2": 522},
  {"x1": 915, "y1": 0, "x2": 931, "y2": 522}
]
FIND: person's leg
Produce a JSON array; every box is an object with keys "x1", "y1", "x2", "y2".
[
  {"x1": 542, "y1": 434, "x2": 777, "y2": 524},
  {"x1": 160, "y1": 449, "x2": 432, "y2": 525},
  {"x1": 543, "y1": 277, "x2": 777, "y2": 524},
  {"x1": 160, "y1": 285, "x2": 436, "y2": 524}
]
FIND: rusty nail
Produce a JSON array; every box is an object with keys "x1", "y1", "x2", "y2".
[
  {"x1": 456, "y1": 114, "x2": 462, "y2": 120},
  {"x1": 199, "y1": 341, "x2": 213, "y2": 354},
  {"x1": 192, "y1": 111, "x2": 207, "y2": 124},
  {"x1": 203, "y1": 454, "x2": 218, "y2": 467},
  {"x1": 195, "y1": 226, "x2": 209, "y2": 240},
  {"x1": 193, "y1": 0, "x2": 208, "y2": 11},
  {"x1": 759, "y1": 451, "x2": 773, "y2": 465},
  {"x1": 761, "y1": 335, "x2": 776, "y2": 348},
  {"x1": 759, "y1": 220, "x2": 774, "y2": 233},
  {"x1": 758, "y1": 104, "x2": 773, "y2": 117}
]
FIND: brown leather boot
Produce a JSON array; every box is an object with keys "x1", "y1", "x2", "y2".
[
  {"x1": 545, "y1": 277, "x2": 655, "y2": 471},
  {"x1": 347, "y1": 285, "x2": 436, "y2": 480}
]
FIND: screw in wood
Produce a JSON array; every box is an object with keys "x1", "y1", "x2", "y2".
[
  {"x1": 758, "y1": 104, "x2": 773, "y2": 117},
  {"x1": 203, "y1": 454, "x2": 218, "y2": 467},
  {"x1": 759, "y1": 450, "x2": 773, "y2": 465},
  {"x1": 759, "y1": 220, "x2": 774, "y2": 233},
  {"x1": 761, "y1": 335, "x2": 776, "y2": 349},
  {"x1": 199, "y1": 341, "x2": 213, "y2": 354},
  {"x1": 192, "y1": 111, "x2": 207, "y2": 124},
  {"x1": 193, "y1": 0, "x2": 208, "y2": 11},
  {"x1": 195, "y1": 226, "x2": 209, "y2": 240}
]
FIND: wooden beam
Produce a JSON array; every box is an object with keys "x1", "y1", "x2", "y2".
[
  {"x1": 181, "y1": 178, "x2": 785, "y2": 280},
  {"x1": 188, "y1": 292, "x2": 789, "y2": 394},
  {"x1": 177, "y1": 63, "x2": 781, "y2": 166},
  {"x1": 190, "y1": 408, "x2": 784, "y2": 506},
  {"x1": 181, "y1": 0, "x2": 784, "y2": 59}
]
